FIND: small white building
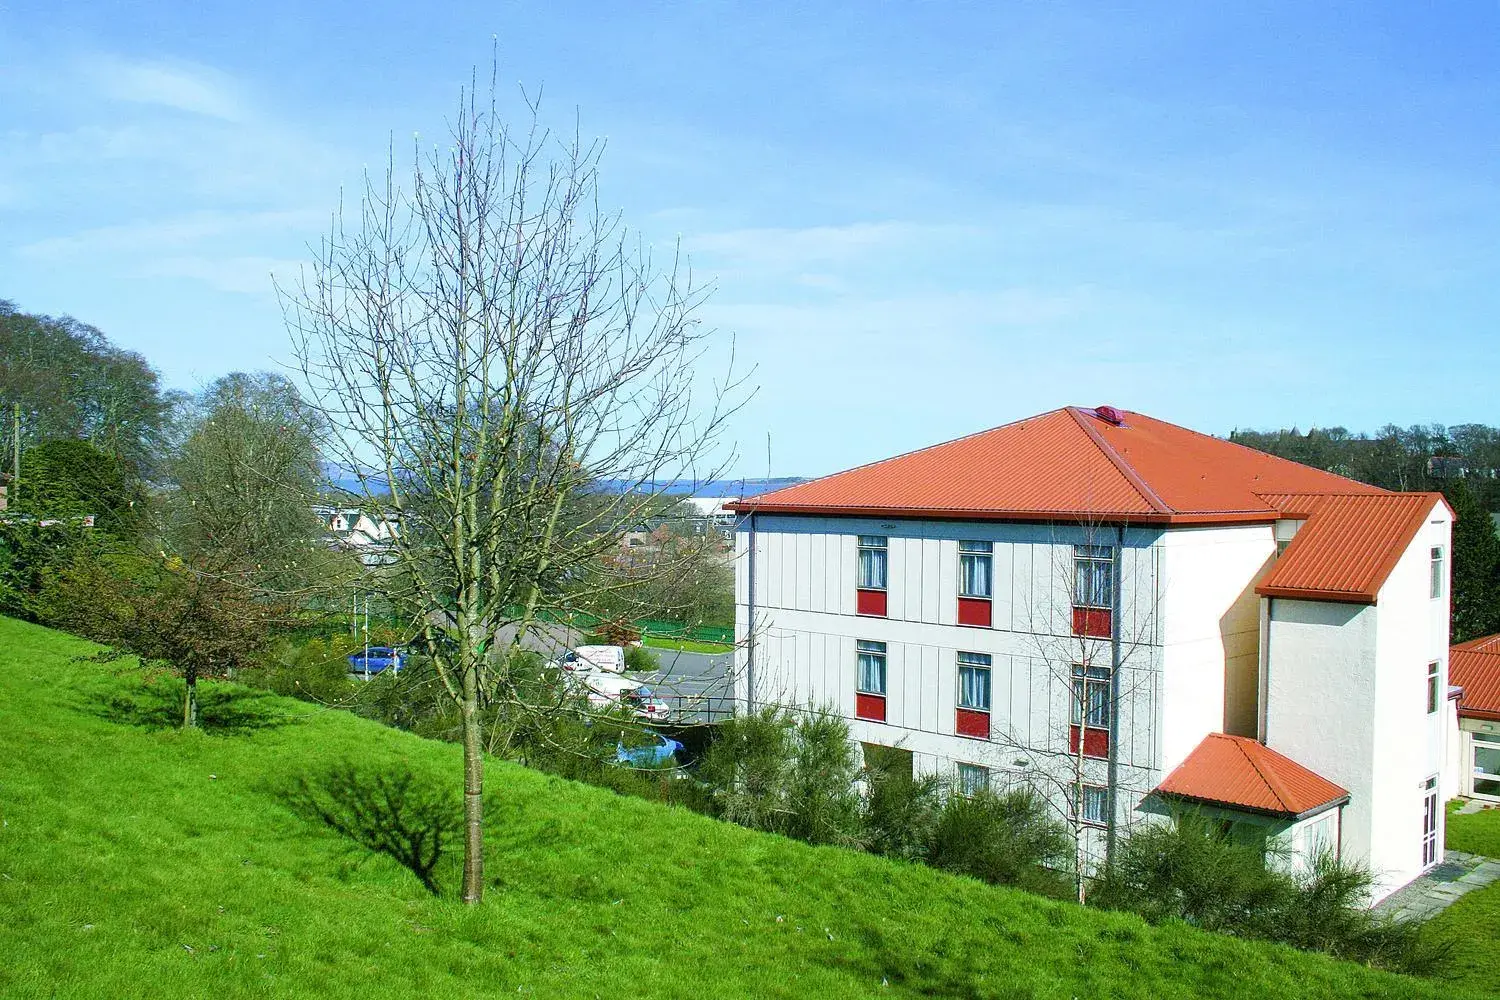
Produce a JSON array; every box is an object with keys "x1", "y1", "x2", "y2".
[
  {"x1": 315, "y1": 506, "x2": 400, "y2": 566},
  {"x1": 1448, "y1": 634, "x2": 1500, "y2": 802},
  {"x1": 728, "y1": 406, "x2": 1452, "y2": 901}
]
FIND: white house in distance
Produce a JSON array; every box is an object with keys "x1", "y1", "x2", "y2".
[
  {"x1": 314, "y1": 506, "x2": 400, "y2": 566},
  {"x1": 728, "y1": 405, "x2": 1453, "y2": 902}
]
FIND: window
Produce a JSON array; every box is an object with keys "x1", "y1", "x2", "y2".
[
  {"x1": 957, "y1": 540, "x2": 994, "y2": 627},
  {"x1": 955, "y1": 651, "x2": 992, "y2": 738},
  {"x1": 1427, "y1": 661, "x2": 1441, "y2": 715},
  {"x1": 856, "y1": 640, "x2": 887, "y2": 722},
  {"x1": 957, "y1": 652, "x2": 991, "y2": 710},
  {"x1": 1072, "y1": 544, "x2": 1114, "y2": 637},
  {"x1": 857, "y1": 641, "x2": 887, "y2": 695},
  {"x1": 1071, "y1": 665, "x2": 1110, "y2": 728},
  {"x1": 1421, "y1": 776, "x2": 1439, "y2": 867},
  {"x1": 959, "y1": 541, "x2": 992, "y2": 597},
  {"x1": 957, "y1": 763, "x2": 990, "y2": 797},
  {"x1": 1073, "y1": 783, "x2": 1109, "y2": 826},
  {"x1": 857, "y1": 535, "x2": 889, "y2": 617},
  {"x1": 858, "y1": 535, "x2": 888, "y2": 590},
  {"x1": 1069, "y1": 664, "x2": 1111, "y2": 758},
  {"x1": 1431, "y1": 547, "x2": 1444, "y2": 600}
]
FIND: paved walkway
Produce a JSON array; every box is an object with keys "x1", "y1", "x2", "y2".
[{"x1": 1376, "y1": 850, "x2": 1500, "y2": 921}]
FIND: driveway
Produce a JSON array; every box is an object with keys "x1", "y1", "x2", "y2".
[{"x1": 494, "y1": 621, "x2": 736, "y2": 724}]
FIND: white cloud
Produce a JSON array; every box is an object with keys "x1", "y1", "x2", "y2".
[
  {"x1": 147, "y1": 255, "x2": 309, "y2": 296},
  {"x1": 84, "y1": 55, "x2": 250, "y2": 121},
  {"x1": 16, "y1": 209, "x2": 328, "y2": 260},
  {"x1": 686, "y1": 221, "x2": 981, "y2": 271}
]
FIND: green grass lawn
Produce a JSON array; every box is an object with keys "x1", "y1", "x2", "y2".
[
  {"x1": 0, "y1": 614, "x2": 1478, "y2": 999},
  {"x1": 1425, "y1": 801, "x2": 1500, "y2": 996},
  {"x1": 641, "y1": 635, "x2": 735, "y2": 654}
]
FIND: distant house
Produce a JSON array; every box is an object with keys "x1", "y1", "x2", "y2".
[
  {"x1": 315, "y1": 506, "x2": 399, "y2": 566},
  {"x1": 729, "y1": 405, "x2": 1453, "y2": 901},
  {"x1": 1446, "y1": 634, "x2": 1500, "y2": 802}
]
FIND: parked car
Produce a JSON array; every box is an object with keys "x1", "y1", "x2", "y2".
[
  {"x1": 347, "y1": 647, "x2": 405, "y2": 676},
  {"x1": 579, "y1": 672, "x2": 671, "y2": 721},
  {"x1": 557, "y1": 644, "x2": 626, "y2": 674},
  {"x1": 615, "y1": 731, "x2": 684, "y2": 767}
]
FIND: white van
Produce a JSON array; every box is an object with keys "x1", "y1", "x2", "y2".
[{"x1": 559, "y1": 645, "x2": 626, "y2": 674}]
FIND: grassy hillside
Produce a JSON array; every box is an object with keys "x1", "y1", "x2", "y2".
[
  {"x1": 0, "y1": 615, "x2": 1476, "y2": 999},
  {"x1": 1426, "y1": 804, "x2": 1500, "y2": 995}
]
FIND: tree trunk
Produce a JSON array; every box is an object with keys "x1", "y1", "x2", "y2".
[
  {"x1": 183, "y1": 666, "x2": 199, "y2": 729},
  {"x1": 459, "y1": 668, "x2": 485, "y2": 904}
]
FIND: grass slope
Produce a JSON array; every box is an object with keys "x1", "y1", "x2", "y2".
[
  {"x1": 1427, "y1": 804, "x2": 1500, "y2": 996},
  {"x1": 0, "y1": 616, "x2": 1474, "y2": 999}
]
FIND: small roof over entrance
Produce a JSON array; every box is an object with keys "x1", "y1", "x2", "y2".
[
  {"x1": 1155, "y1": 733, "x2": 1349, "y2": 820},
  {"x1": 1452, "y1": 634, "x2": 1500, "y2": 722}
]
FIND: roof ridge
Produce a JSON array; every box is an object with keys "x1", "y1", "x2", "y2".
[
  {"x1": 1230, "y1": 735, "x2": 1297, "y2": 812},
  {"x1": 1065, "y1": 407, "x2": 1173, "y2": 515},
  {"x1": 741, "y1": 408, "x2": 1072, "y2": 504}
]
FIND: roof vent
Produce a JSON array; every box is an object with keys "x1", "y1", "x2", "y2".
[{"x1": 1093, "y1": 405, "x2": 1125, "y2": 426}]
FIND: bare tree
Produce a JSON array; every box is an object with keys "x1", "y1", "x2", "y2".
[
  {"x1": 284, "y1": 69, "x2": 748, "y2": 904},
  {"x1": 979, "y1": 518, "x2": 1162, "y2": 905}
]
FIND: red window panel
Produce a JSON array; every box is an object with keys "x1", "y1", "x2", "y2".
[
  {"x1": 1069, "y1": 724, "x2": 1110, "y2": 758},
  {"x1": 957, "y1": 596, "x2": 992, "y2": 628},
  {"x1": 1072, "y1": 606, "x2": 1112, "y2": 638},
  {"x1": 955, "y1": 708, "x2": 990, "y2": 739},
  {"x1": 857, "y1": 588, "x2": 888, "y2": 617},
  {"x1": 856, "y1": 693, "x2": 886, "y2": 722}
]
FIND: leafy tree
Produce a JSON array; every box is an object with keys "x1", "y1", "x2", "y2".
[
  {"x1": 17, "y1": 439, "x2": 144, "y2": 537},
  {"x1": 0, "y1": 300, "x2": 175, "y2": 477},
  {"x1": 1443, "y1": 479, "x2": 1500, "y2": 642},
  {"x1": 40, "y1": 550, "x2": 287, "y2": 727}
]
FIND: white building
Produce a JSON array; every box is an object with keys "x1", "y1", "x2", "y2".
[
  {"x1": 1448, "y1": 634, "x2": 1500, "y2": 802},
  {"x1": 728, "y1": 406, "x2": 1452, "y2": 901},
  {"x1": 315, "y1": 506, "x2": 400, "y2": 566}
]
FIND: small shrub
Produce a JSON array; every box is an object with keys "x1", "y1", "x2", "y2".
[
  {"x1": 927, "y1": 787, "x2": 1072, "y2": 895},
  {"x1": 697, "y1": 706, "x2": 864, "y2": 847},
  {"x1": 1094, "y1": 813, "x2": 1452, "y2": 976},
  {"x1": 624, "y1": 645, "x2": 660, "y2": 673},
  {"x1": 862, "y1": 765, "x2": 943, "y2": 863}
]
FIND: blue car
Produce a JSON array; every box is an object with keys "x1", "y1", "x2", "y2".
[
  {"x1": 347, "y1": 647, "x2": 405, "y2": 676},
  {"x1": 615, "y1": 731, "x2": 683, "y2": 768}
]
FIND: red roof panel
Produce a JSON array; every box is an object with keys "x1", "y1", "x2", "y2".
[
  {"x1": 731, "y1": 407, "x2": 1379, "y2": 524},
  {"x1": 1256, "y1": 493, "x2": 1446, "y2": 605},
  {"x1": 1155, "y1": 733, "x2": 1349, "y2": 819},
  {"x1": 1452, "y1": 634, "x2": 1500, "y2": 721}
]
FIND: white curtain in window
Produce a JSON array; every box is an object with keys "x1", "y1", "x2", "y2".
[
  {"x1": 1075, "y1": 557, "x2": 1111, "y2": 608},
  {"x1": 859, "y1": 544, "x2": 887, "y2": 590},
  {"x1": 958, "y1": 656, "x2": 990, "y2": 710},
  {"x1": 857, "y1": 645, "x2": 886, "y2": 694},
  {"x1": 960, "y1": 552, "x2": 991, "y2": 598}
]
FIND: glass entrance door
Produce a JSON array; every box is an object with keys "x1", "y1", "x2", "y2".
[
  {"x1": 1474, "y1": 733, "x2": 1500, "y2": 800},
  {"x1": 1421, "y1": 777, "x2": 1439, "y2": 869}
]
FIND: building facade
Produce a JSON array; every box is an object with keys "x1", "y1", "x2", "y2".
[{"x1": 730, "y1": 406, "x2": 1452, "y2": 901}]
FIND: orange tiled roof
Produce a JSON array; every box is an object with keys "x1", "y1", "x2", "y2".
[
  {"x1": 1254, "y1": 492, "x2": 1448, "y2": 605},
  {"x1": 1155, "y1": 733, "x2": 1349, "y2": 819},
  {"x1": 1452, "y1": 634, "x2": 1500, "y2": 721},
  {"x1": 729, "y1": 407, "x2": 1380, "y2": 525}
]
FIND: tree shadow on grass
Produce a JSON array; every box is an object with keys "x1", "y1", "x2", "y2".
[
  {"x1": 95, "y1": 679, "x2": 293, "y2": 734},
  {"x1": 278, "y1": 761, "x2": 460, "y2": 897}
]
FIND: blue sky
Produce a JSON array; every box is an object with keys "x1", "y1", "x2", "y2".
[{"x1": 2, "y1": 2, "x2": 1497, "y2": 477}]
